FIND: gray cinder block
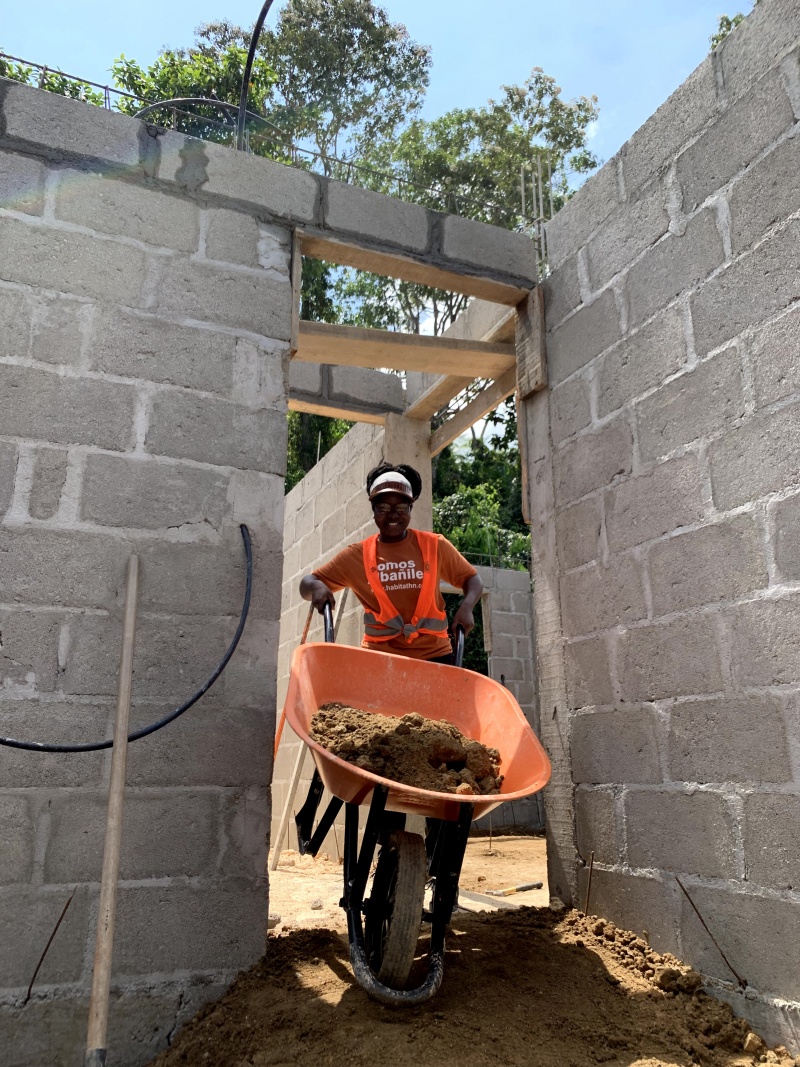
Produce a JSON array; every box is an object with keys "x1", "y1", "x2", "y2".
[
  {"x1": 625, "y1": 207, "x2": 725, "y2": 331},
  {"x1": 0, "y1": 794, "x2": 35, "y2": 884},
  {"x1": 0, "y1": 526, "x2": 129, "y2": 608},
  {"x1": 586, "y1": 178, "x2": 670, "y2": 290},
  {"x1": 44, "y1": 790, "x2": 221, "y2": 882},
  {"x1": 750, "y1": 304, "x2": 800, "y2": 409},
  {"x1": 152, "y1": 255, "x2": 292, "y2": 340},
  {"x1": 668, "y1": 695, "x2": 791, "y2": 785},
  {"x1": 29, "y1": 447, "x2": 68, "y2": 520},
  {"x1": 621, "y1": 58, "x2": 719, "y2": 196},
  {"x1": 553, "y1": 415, "x2": 633, "y2": 506},
  {"x1": 560, "y1": 553, "x2": 646, "y2": 637},
  {"x1": 0, "y1": 147, "x2": 46, "y2": 215},
  {"x1": 575, "y1": 868, "x2": 681, "y2": 956},
  {"x1": 717, "y1": 0, "x2": 800, "y2": 103},
  {"x1": 572, "y1": 707, "x2": 662, "y2": 785},
  {"x1": 679, "y1": 885, "x2": 800, "y2": 1000},
  {"x1": 90, "y1": 308, "x2": 237, "y2": 394},
  {"x1": 555, "y1": 496, "x2": 602, "y2": 571},
  {"x1": 773, "y1": 492, "x2": 800, "y2": 581},
  {"x1": 709, "y1": 399, "x2": 800, "y2": 510},
  {"x1": 54, "y1": 167, "x2": 200, "y2": 251},
  {"x1": 113, "y1": 880, "x2": 266, "y2": 975},
  {"x1": 541, "y1": 256, "x2": 582, "y2": 329},
  {"x1": 0, "y1": 699, "x2": 109, "y2": 788},
  {"x1": 691, "y1": 219, "x2": 800, "y2": 356},
  {"x1": 442, "y1": 214, "x2": 537, "y2": 282},
  {"x1": 547, "y1": 289, "x2": 622, "y2": 385},
  {"x1": 29, "y1": 296, "x2": 88, "y2": 368},
  {"x1": 635, "y1": 345, "x2": 745, "y2": 463},
  {"x1": 0, "y1": 285, "x2": 31, "y2": 360},
  {"x1": 676, "y1": 68, "x2": 795, "y2": 212},
  {"x1": 0, "y1": 607, "x2": 62, "y2": 692},
  {"x1": 550, "y1": 375, "x2": 591, "y2": 445},
  {"x1": 145, "y1": 391, "x2": 287, "y2": 474},
  {"x1": 727, "y1": 593, "x2": 800, "y2": 688},
  {"x1": 649, "y1": 514, "x2": 768, "y2": 616},
  {"x1": 729, "y1": 121, "x2": 800, "y2": 257},
  {"x1": 0, "y1": 440, "x2": 16, "y2": 520},
  {"x1": 743, "y1": 793, "x2": 800, "y2": 889},
  {"x1": 618, "y1": 614, "x2": 724, "y2": 702},
  {"x1": 0, "y1": 78, "x2": 144, "y2": 168},
  {"x1": 0, "y1": 215, "x2": 147, "y2": 303},
  {"x1": 625, "y1": 789, "x2": 737, "y2": 879},
  {"x1": 563, "y1": 635, "x2": 614, "y2": 709},
  {"x1": 325, "y1": 180, "x2": 429, "y2": 251},
  {"x1": 0, "y1": 364, "x2": 136, "y2": 451},
  {"x1": 604, "y1": 454, "x2": 704, "y2": 554},
  {"x1": 157, "y1": 131, "x2": 319, "y2": 224},
  {"x1": 575, "y1": 786, "x2": 616, "y2": 865},
  {"x1": 597, "y1": 304, "x2": 686, "y2": 418},
  {"x1": 0, "y1": 886, "x2": 90, "y2": 986},
  {"x1": 543, "y1": 157, "x2": 620, "y2": 270},
  {"x1": 80, "y1": 454, "x2": 230, "y2": 531},
  {"x1": 204, "y1": 206, "x2": 260, "y2": 267}
]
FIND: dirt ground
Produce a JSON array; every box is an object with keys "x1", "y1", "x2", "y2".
[{"x1": 149, "y1": 836, "x2": 796, "y2": 1067}]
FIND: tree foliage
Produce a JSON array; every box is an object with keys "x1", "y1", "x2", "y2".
[
  {"x1": 333, "y1": 69, "x2": 599, "y2": 335},
  {"x1": 710, "y1": 2, "x2": 758, "y2": 51},
  {"x1": 0, "y1": 54, "x2": 104, "y2": 104}
]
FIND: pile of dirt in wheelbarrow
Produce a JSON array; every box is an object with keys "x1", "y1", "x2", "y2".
[
  {"x1": 148, "y1": 907, "x2": 796, "y2": 1067},
  {"x1": 310, "y1": 703, "x2": 503, "y2": 795}
]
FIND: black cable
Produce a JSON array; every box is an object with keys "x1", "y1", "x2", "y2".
[
  {"x1": 236, "y1": 0, "x2": 276, "y2": 151},
  {"x1": 0, "y1": 524, "x2": 253, "y2": 754}
]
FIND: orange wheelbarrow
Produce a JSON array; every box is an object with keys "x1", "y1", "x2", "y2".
[{"x1": 282, "y1": 605, "x2": 551, "y2": 1005}]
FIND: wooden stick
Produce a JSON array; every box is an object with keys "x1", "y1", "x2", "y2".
[
  {"x1": 273, "y1": 605, "x2": 314, "y2": 760},
  {"x1": 85, "y1": 556, "x2": 139, "y2": 1067},
  {"x1": 583, "y1": 850, "x2": 595, "y2": 915},
  {"x1": 269, "y1": 741, "x2": 307, "y2": 872}
]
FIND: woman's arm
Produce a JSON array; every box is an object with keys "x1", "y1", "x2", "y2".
[
  {"x1": 450, "y1": 572, "x2": 484, "y2": 636},
  {"x1": 299, "y1": 574, "x2": 336, "y2": 614}
]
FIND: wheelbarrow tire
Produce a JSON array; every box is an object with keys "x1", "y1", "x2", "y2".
[{"x1": 365, "y1": 830, "x2": 427, "y2": 989}]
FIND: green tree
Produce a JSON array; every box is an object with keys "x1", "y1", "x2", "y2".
[
  {"x1": 0, "y1": 54, "x2": 104, "y2": 104},
  {"x1": 710, "y1": 2, "x2": 758, "y2": 50}
]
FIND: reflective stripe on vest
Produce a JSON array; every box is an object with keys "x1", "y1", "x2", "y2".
[{"x1": 362, "y1": 530, "x2": 448, "y2": 644}]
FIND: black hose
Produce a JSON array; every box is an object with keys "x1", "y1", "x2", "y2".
[
  {"x1": 0, "y1": 524, "x2": 253, "y2": 754},
  {"x1": 236, "y1": 0, "x2": 276, "y2": 151}
]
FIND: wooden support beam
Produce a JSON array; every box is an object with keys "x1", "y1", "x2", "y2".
[
  {"x1": 294, "y1": 320, "x2": 515, "y2": 378},
  {"x1": 515, "y1": 286, "x2": 547, "y2": 399},
  {"x1": 429, "y1": 367, "x2": 518, "y2": 457},
  {"x1": 288, "y1": 396, "x2": 386, "y2": 425},
  {"x1": 405, "y1": 304, "x2": 518, "y2": 422},
  {"x1": 298, "y1": 230, "x2": 529, "y2": 306}
]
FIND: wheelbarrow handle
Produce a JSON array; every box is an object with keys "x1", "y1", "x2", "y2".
[
  {"x1": 323, "y1": 601, "x2": 335, "y2": 644},
  {"x1": 454, "y1": 624, "x2": 465, "y2": 668}
]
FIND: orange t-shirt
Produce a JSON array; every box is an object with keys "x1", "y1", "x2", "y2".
[{"x1": 313, "y1": 529, "x2": 477, "y2": 660}]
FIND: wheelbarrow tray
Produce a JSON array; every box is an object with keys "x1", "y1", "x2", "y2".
[{"x1": 283, "y1": 642, "x2": 551, "y2": 822}]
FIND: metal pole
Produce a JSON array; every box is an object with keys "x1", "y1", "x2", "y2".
[{"x1": 85, "y1": 556, "x2": 140, "y2": 1067}]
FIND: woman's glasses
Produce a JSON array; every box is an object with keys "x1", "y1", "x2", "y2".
[{"x1": 373, "y1": 502, "x2": 411, "y2": 515}]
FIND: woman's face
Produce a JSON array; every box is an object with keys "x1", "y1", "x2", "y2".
[{"x1": 371, "y1": 492, "x2": 412, "y2": 542}]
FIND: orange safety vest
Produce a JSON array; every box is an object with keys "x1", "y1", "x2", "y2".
[{"x1": 362, "y1": 531, "x2": 449, "y2": 645}]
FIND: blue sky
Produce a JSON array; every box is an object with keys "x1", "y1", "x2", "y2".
[{"x1": 1, "y1": 0, "x2": 750, "y2": 166}]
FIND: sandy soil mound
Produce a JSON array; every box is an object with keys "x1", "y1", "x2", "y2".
[
  {"x1": 148, "y1": 907, "x2": 796, "y2": 1067},
  {"x1": 310, "y1": 703, "x2": 503, "y2": 795}
]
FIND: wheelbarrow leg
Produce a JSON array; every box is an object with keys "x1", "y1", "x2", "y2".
[{"x1": 427, "y1": 803, "x2": 473, "y2": 955}]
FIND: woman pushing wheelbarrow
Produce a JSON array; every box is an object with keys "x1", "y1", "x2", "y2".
[
  {"x1": 283, "y1": 462, "x2": 551, "y2": 1005},
  {"x1": 299, "y1": 462, "x2": 484, "y2": 664}
]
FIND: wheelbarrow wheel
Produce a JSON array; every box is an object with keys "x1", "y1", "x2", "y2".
[{"x1": 365, "y1": 830, "x2": 427, "y2": 989}]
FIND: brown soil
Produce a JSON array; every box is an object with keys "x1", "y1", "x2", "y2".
[
  {"x1": 149, "y1": 906, "x2": 796, "y2": 1067},
  {"x1": 310, "y1": 703, "x2": 503, "y2": 795}
]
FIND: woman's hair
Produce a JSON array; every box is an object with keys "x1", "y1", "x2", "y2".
[{"x1": 365, "y1": 462, "x2": 422, "y2": 501}]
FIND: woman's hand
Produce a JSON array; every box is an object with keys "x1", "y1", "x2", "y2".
[
  {"x1": 451, "y1": 602, "x2": 475, "y2": 636},
  {"x1": 299, "y1": 575, "x2": 336, "y2": 614}
]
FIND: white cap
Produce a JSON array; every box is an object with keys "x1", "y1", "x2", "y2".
[{"x1": 368, "y1": 471, "x2": 414, "y2": 501}]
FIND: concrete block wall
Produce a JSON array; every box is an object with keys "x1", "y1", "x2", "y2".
[
  {"x1": 528, "y1": 0, "x2": 800, "y2": 1047},
  {"x1": 0, "y1": 80, "x2": 291, "y2": 1065}
]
